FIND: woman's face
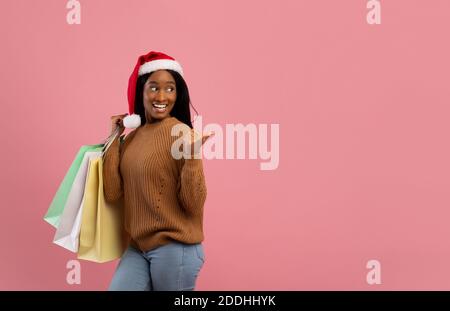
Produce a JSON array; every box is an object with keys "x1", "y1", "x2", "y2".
[{"x1": 143, "y1": 70, "x2": 177, "y2": 123}]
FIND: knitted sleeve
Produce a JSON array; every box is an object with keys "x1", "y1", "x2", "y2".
[
  {"x1": 102, "y1": 135, "x2": 124, "y2": 203},
  {"x1": 177, "y1": 158, "x2": 207, "y2": 216},
  {"x1": 103, "y1": 130, "x2": 137, "y2": 203}
]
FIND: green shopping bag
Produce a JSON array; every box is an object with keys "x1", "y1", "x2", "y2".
[{"x1": 44, "y1": 144, "x2": 104, "y2": 228}]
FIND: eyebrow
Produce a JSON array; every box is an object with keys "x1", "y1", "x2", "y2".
[{"x1": 148, "y1": 80, "x2": 176, "y2": 85}]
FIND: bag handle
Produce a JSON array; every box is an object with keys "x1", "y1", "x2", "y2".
[{"x1": 101, "y1": 127, "x2": 120, "y2": 157}]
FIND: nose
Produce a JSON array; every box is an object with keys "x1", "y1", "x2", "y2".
[{"x1": 155, "y1": 90, "x2": 166, "y2": 102}]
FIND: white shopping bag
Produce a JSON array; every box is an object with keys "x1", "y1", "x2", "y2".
[{"x1": 53, "y1": 151, "x2": 102, "y2": 252}]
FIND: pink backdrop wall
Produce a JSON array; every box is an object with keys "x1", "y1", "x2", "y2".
[{"x1": 1, "y1": 0, "x2": 450, "y2": 290}]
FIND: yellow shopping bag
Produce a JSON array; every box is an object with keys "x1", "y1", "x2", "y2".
[{"x1": 77, "y1": 156, "x2": 128, "y2": 263}]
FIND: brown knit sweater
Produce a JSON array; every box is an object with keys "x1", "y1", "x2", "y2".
[{"x1": 102, "y1": 116, "x2": 207, "y2": 252}]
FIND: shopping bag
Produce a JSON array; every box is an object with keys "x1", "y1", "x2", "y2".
[
  {"x1": 44, "y1": 144, "x2": 103, "y2": 228},
  {"x1": 77, "y1": 156, "x2": 127, "y2": 263},
  {"x1": 52, "y1": 150, "x2": 102, "y2": 252}
]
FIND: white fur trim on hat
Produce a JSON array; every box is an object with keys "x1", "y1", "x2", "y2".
[
  {"x1": 123, "y1": 114, "x2": 141, "y2": 129},
  {"x1": 138, "y1": 59, "x2": 184, "y2": 77}
]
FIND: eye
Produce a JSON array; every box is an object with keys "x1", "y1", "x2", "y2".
[
  {"x1": 167, "y1": 87, "x2": 175, "y2": 92},
  {"x1": 150, "y1": 86, "x2": 157, "y2": 92}
]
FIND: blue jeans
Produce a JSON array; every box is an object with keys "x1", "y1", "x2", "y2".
[{"x1": 108, "y1": 242, "x2": 205, "y2": 291}]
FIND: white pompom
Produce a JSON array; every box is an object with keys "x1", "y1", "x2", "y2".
[{"x1": 123, "y1": 114, "x2": 141, "y2": 128}]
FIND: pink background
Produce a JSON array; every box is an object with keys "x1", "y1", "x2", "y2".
[{"x1": 1, "y1": 0, "x2": 450, "y2": 290}]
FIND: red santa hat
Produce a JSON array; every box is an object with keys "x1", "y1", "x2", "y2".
[{"x1": 123, "y1": 51, "x2": 184, "y2": 128}]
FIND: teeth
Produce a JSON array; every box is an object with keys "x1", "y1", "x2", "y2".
[{"x1": 153, "y1": 103, "x2": 167, "y2": 108}]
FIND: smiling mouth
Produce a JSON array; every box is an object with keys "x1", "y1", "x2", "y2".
[
  {"x1": 152, "y1": 103, "x2": 167, "y2": 108},
  {"x1": 152, "y1": 103, "x2": 168, "y2": 113}
]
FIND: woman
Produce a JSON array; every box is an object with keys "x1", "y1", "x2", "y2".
[{"x1": 103, "y1": 51, "x2": 212, "y2": 291}]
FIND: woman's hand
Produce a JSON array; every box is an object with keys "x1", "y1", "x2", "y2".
[
  {"x1": 110, "y1": 113, "x2": 128, "y2": 137},
  {"x1": 182, "y1": 129, "x2": 214, "y2": 158}
]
